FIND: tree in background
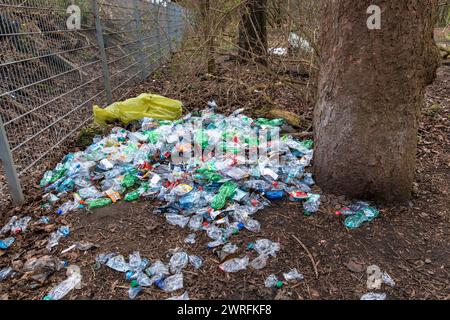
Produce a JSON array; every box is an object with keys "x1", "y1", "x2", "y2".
[
  {"x1": 238, "y1": 0, "x2": 268, "y2": 63},
  {"x1": 199, "y1": 0, "x2": 216, "y2": 74},
  {"x1": 313, "y1": 0, "x2": 439, "y2": 202}
]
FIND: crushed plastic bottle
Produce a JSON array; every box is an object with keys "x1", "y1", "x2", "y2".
[
  {"x1": 211, "y1": 181, "x2": 238, "y2": 210},
  {"x1": 0, "y1": 237, "x2": 15, "y2": 250},
  {"x1": 340, "y1": 202, "x2": 380, "y2": 229},
  {"x1": 43, "y1": 272, "x2": 82, "y2": 300},
  {"x1": 0, "y1": 216, "x2": 17, "y2": 235},
  {"x1": 218, "y1": 243, "x2": 238, "y2": 261},
  {"x1": 188, "y1": 255, "x2": 203, "y2": 269},
  {"x1": 219, "y1": 256, "x2": 249, "y2": 272},
  {"x1": 155, "y1": 273, "x2": 183, "y2": 292},
  {"x1": 360, "y1": 292, "x2": 387, "y2": 300},
  {"x1": 166, "y1": 291, "x2": 189, "y2": 300},
  {"x1": 254, "y1": 239, "x2": 280, "y2": 257},
  {"x1": 184, "y1": 233, "x2": 196, "y2": 244},
  {"x1": 250, "y1": 254, "x2": 268, "y2": 270},
  {"x1": 169, "y1": 252, "x2": 189, "y2": 274},
  {"x1": 87, "y1": 198, "x2": 112, "y2": 210},
  {"x1": 283, "y1": 268, "x2": 304, "y2": 281},
  {"x1": 128, "y1": 286, "x2": 143, "y2": 300},
  {"x1": 145, "y1": 260, "x2": 170, "y2": 280},
  {"x1": 10, "y1": 216, "x2": 32, "y2": 234},
  {"x1": 264, "y1": 274, "x2": 283, "y2": 288},
  {"x1": 106, "y1": 255, "x2": 130, "y2": 272},
  {"x1": 166, "y1": 214, "x2": 190, "y2": 228},
  {"x1": 46, "y1": 226, "x2": 70, "y2": 251},
  {"x1": 382, "y1": 271, "x2": 395, "y2": 288},
  {"x1": 303, "y1": 193, "x2": 321, "y2": 215},
  {"x1": 0, "y1": 266, "x2": 14, "y2": 281}
]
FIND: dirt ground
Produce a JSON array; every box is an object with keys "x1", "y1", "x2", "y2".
[{"x1": 0, "y1": 64, "x2": 448, "y2": 300}]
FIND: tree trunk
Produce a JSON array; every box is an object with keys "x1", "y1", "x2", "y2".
[
  {"x1": 238, "y1": 0, "x2": 268, "y2": 63},
  {"x1": 313, "y1": 0, "x2": 439, "y2": 202},
  {"x1": 199, "y1": 0, "x2": 216, "y2": 74}
]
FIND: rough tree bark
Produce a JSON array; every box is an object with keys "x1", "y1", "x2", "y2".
[
  {"x1": 313, "y1": 0, "x2": 439, "y2": 202},
  {"x1": 238, "y1": 0, "x2": 268, "y2": 63},
  {"x1": 199, "y1": 0, "x2": 216, "y2": 74}
]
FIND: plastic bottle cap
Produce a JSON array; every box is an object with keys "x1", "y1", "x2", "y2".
[
  {"x1": 130, "y1": 279, "x2": 139, "y2": 288},
  {"x1": 276, "y1": 281, "x2": 283, "y2": 288}
]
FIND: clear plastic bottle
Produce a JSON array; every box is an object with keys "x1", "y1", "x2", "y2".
[
  {"x1": 44, "y1": 272, "x2": 82, "y2": 300},
  {"x1": 155, "y1": 273, "x2": 183, "y2": 292},
  {"x1": 250, "y1": 254, "x2": 268, "y2": 270},
  {"x1": 219, "y1": 256, "x2": 249, "y2": 272},
  {"x1": 169, "y1": 252, "x2": 189, "y2": 274}
]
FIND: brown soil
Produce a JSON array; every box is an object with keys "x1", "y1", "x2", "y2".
[{"x1": 0, "y1": 64, "x2": 448, "y2": 300}]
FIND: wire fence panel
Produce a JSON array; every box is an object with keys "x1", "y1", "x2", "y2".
[{"x1": 0, "y1": 0, "x2": 190, "y2": 210}]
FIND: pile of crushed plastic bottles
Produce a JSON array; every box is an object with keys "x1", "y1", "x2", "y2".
[{"x1": 39, "y1": 103, "x2": 321, "y2": 244}]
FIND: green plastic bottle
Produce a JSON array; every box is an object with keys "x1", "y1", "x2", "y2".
[
  {"x1": 124, "y1": 182, "x2": 149, "y2": 202},
  {"x1": 87, "y1": 198, "x2": 112, "y2": 210},
  {"x1": 121, "y1": 173, "x2": 137, "y2": 188},
  {"x1": 211, "y1": 181, "x2": 238, "y2": 210}
]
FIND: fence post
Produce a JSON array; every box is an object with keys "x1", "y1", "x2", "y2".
[
  {"x1": 155, "y1": 4, "x2": 163, "y2": 64},
  {"x1": 0, "y1": 117, "x2": 24, "y2": 205},
  {"x1": 133, "y1": 0, "x2": 146, "y2": 80},
  {"x1": 166, "y1": 3, "x2": 174, "y2": 53},
  {"x1": 92, "y1": 0, "x2": 113, "y2": 105}
]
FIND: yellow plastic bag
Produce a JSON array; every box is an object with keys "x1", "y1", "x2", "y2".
[{"x1": 93, "y1": 93, "x2": 182, "y2": 125}]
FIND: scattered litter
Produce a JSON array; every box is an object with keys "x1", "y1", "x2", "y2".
[
  {"x1": 218, "y1": 243, "x2": 238, "y2": 261},
  {"x1": 0, "y1": 237, "x2": 15, "y2": 250},
  {"x1": 46, "y1": 226, "x2": 70, "y2": 251},
  {"x1": 360, "y1": 292, "x2": 387, "y2": 300},
  {"x1": 155, "y1": 272, "x2": 184, "y2": 292},
  {"x1": 167, "y1": 291, "x2": 189, "y2": 300},
  {"x1": 188, "y1": 255, "x2": 203, "y2": 269},
  {"x1": 265, "y1": 274, "x2": 283, "y2": 288},
  {"x1": 43, "y1": 269, "x2": 82, "y2": 300},
  {"x1": 254, "y1": 239, "x2": 280, "y2": 257},
  {"x1": 219, "y1": 256, "x2": 249, "y2": 272},
  {"x1": 0, "y1": 267, "x2": 14, "y2": 281},
  {"x1": 366, "y1": 265, "x2": 382, "y2": 290},
  {"x1": 106, "y1": 255, "x2": 129, "y2": 272},
  {"x1": 268, "y1": 47, "x2": 287, "y2": 56},
  {"x1": 283, "y1": 268, "x2": 304, "y2": 282},
  {"x1": 61, "y1": 241, "x2": 97, "y2": 254},
  {"x1": 336, "y1": 201, "x2": 380, "y2": 229},
  {"x1": 250, "y1": 254, "x2": 268, "y2": 270},
  {"x1": 184, "y1": 233, "x2": 196, "y2": 244},
  {"x1": 382, "y1": 271, "x2": 395, "y2": 288},
  {"x1": 169, "y1": 252, "x2": 189, "y2": 274},
  {"x1": 1, "y1": 216, "x2": 31, "y2": 235}
]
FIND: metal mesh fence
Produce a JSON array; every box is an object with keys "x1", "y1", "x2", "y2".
[{"x1": 0, "y1": 0, "x2": 190, "y2": 208}]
